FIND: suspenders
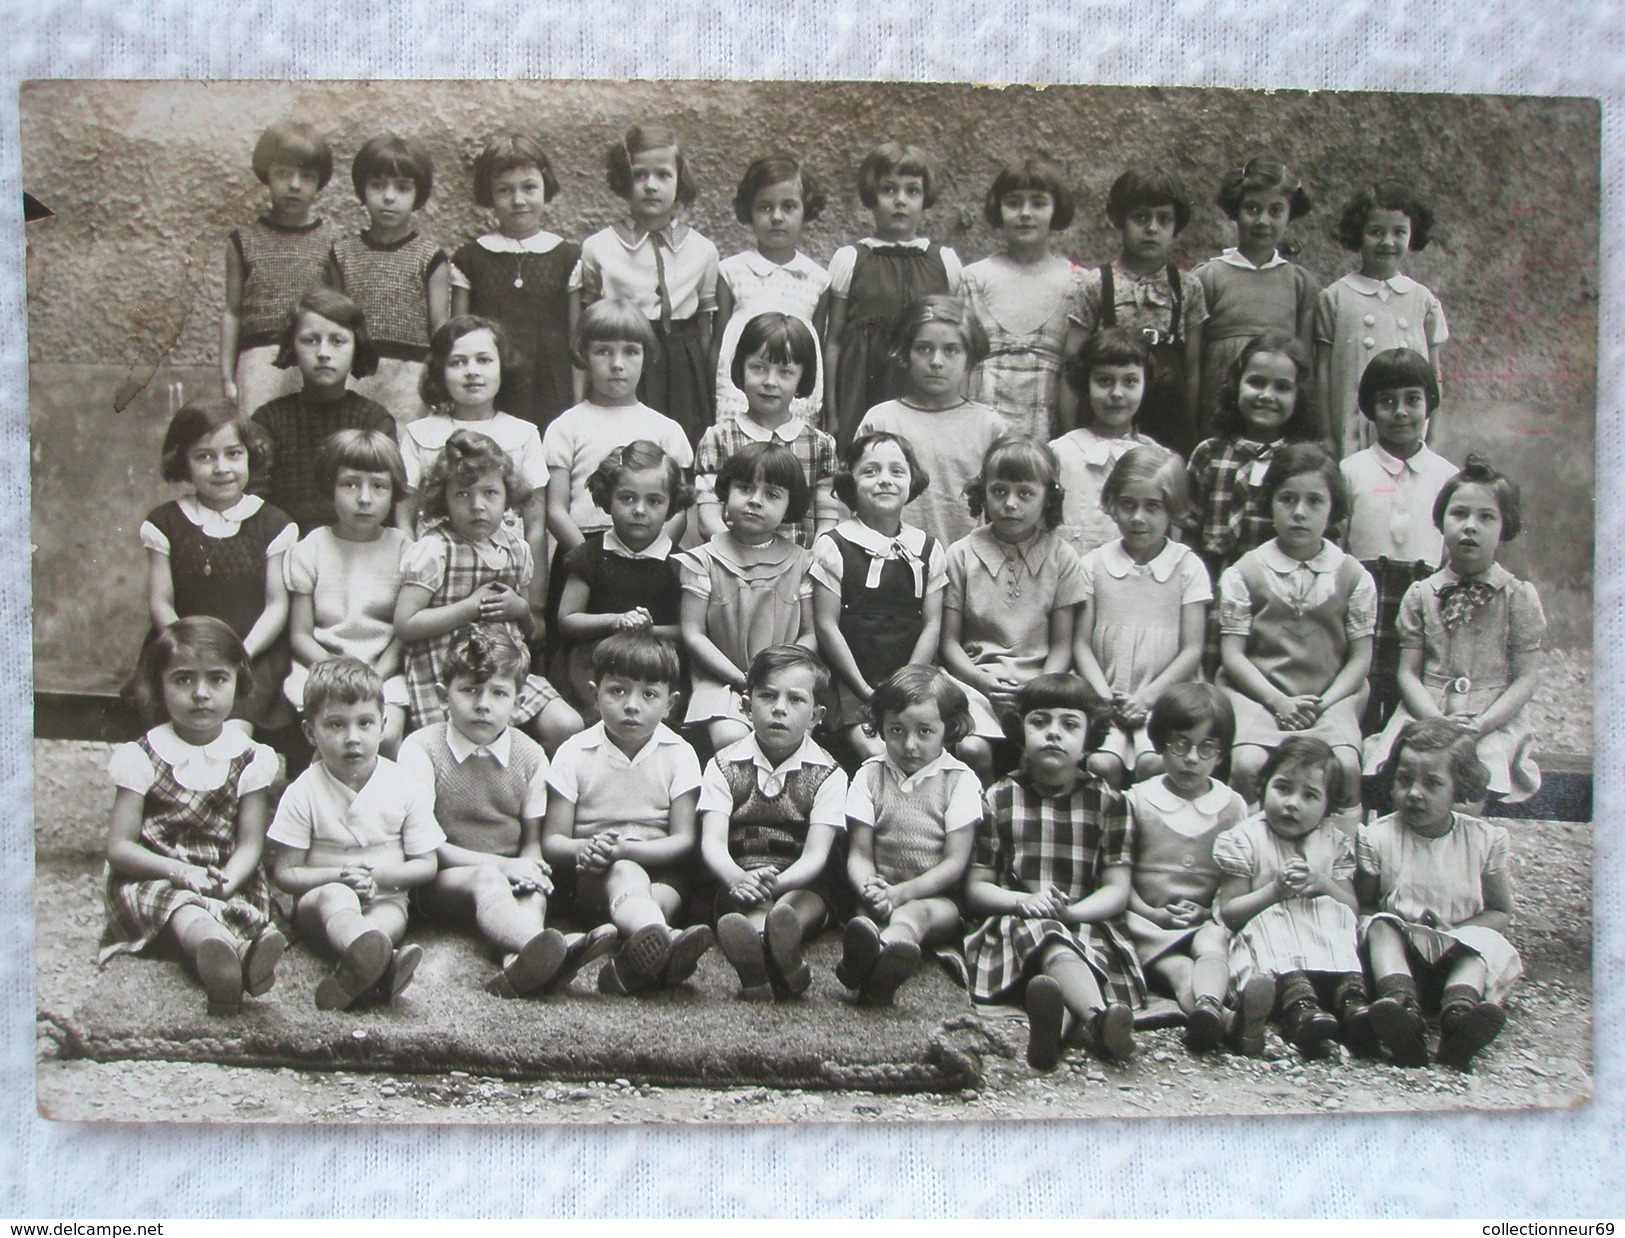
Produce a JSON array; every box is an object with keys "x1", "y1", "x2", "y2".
[{"x1": 1098, "y1": 263, "x2": 1184, "y2": 345}]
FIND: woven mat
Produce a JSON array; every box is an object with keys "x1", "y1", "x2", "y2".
[{"x1": 43, "y1": 930, "x2": 1018, "y2": 1093}]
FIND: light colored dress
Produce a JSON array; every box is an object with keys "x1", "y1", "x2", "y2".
[
  {"x1": 540, "y1": 401, "x2": 694, "y2": 539},
  {"x1": 1192, "y1": 249, "x2": 1320, "y2": 434},
  {"x1": 282, "y1": 525, "x2": 412, "y2": 708},
  {"x1": 713, "y1": 248, "x2": 830, "y2": 424},
  {"x1": 1314, "y1": 272, "x2": 1449, "y2": 458},
  {"x1": 1363, "y1": 564, "x2": 1545, "y2": 801},
  {"x1": 1124, "y1": 776, "x2": 1247, "y2": 965},
  {"x1": 962, "y1": 254, "x2": 1085, "y2": 441},
  {"x1": 1213, "y1": 813, "x2": 1361, "y2": 985},
  {"x1": 675, "y1": 533, "x2": 813, "y2": 725},
  {"x1": 943, "y1": 526, "x2": 1087, "y2": 736},
  {"x1": 1356, "y1": 812, "x2": 1523, "y2": 1003},
  {"x1": 1051, "y1": 427, "x2": 1159, "y2": 558},
  {"x1": 856, "y1": 399, "x2": 1005, "y2": 550},
  {"x1": 1081, "y1": 539, "x2": 1212, "y2": 767}
]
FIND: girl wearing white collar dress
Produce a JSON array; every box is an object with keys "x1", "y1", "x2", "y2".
[{"x1": 1314, "y1": 180, "x2": 1448, "y2": 458}]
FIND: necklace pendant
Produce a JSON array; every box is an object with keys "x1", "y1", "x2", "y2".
[{"x1": 513, "y1": 275, "x2": 524, "y2": 288}]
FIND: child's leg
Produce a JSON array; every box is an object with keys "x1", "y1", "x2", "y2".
[
  {"x1": 957, "y1": 736, "x2": 993, "y2": 782},
  {"x1": 1085, "y1": 751, "x2": 1128, "y2": 789},
  {"x1": 1037, "y1": 941, "x2": 1134, "y2": 1062},
  {"x1": 1229, "y1": 745, "x2": 1268, "y2": 802},
  {"x1": 529, "y1": 699, "x2": 585, "y2": 757},
  {"x1": 429, "y1": 865, "x2": 573, "y2": 998},
  {"x1": 1436, "y1": 953, "x2": 1505, "y2": 1068},
  {"x1": 859, "y1": 895, "x2": 956, "y2": 1005},
  {"x1": 1333, "y1": 748, "x2": 1363, "y2": 812},
  {"x1": 843, "y1": 725, "x2": 884, "y2": 763},
  {"x1": 764, "y1": 890, "x2": 826, "y2": 997},
  {"x1": 1365, "y1": 921, "x2": 1428, "y2": 1066},
  {"x1": 716, "y1": 906, "x2": 774, "y2": 1001},
  {"x1": 1277, "y1": 969, "x2": 1340, "y2": 1057},
  {"x1": 380, "y1": 705, "x2": 408, "y2": 760},
  {"x1": 298, "y1": 884, "x2": 395, "y2": 1011},
  {"x1": 1171, "y1": 928, "x2": 1231, "y2": 1051},
  {"x1": 706, "y1": 718, "x2": 751, "y2": 751},
  {"x1": 599, "y1": 861, "x2": 714, "y2": 994},
  {"x1": 168, "y1": 904, "x2": 245, "y2": 1015}
]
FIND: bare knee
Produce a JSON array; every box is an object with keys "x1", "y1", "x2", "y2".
[
  {"x1": 1086, "y1": 752, "x2": 1126, "y2": 788},
  {"x1": 1132, "y1": 752, "x2": 1165, "y2": 782},
  {"x1": 1230, "y1": 746, "x2": 1266, "y2": 798},
  {"x1": 957, "y1": 736, "x2": 993, "y2": 781},
  {"x1": 533, "y1": 700, "x2": 585, "y2": 756},
  {"x1": 708, "y1": 719, "x2": 750, "y2": 750}
]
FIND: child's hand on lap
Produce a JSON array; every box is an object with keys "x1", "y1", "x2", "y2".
[
  {"x1": 1017, "y1": 885, "x2": 1063, "y2": 919},
  {"x1": 340, "y1": 866, "x2": 378, "y2": 902},
  {"x1": 579, "y1": 831, "x2": 620, "y2": 874},
  {"x1": 504, "y1": 857, "x2": 552, "y2": 895},
  {"x1": 1274, "y1": 695, "x2": 1321, "y2": 730},
  {"x1": 169, "y1": 863, "x2": 214, "y2": 895},
  {"x1": 862, "y1": 876, "x2": 894, "y2": 919}
]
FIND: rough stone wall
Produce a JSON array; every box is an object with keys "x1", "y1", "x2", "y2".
[{"x1": 22, "y1": 80, "x2": 1597, "y2": 685}]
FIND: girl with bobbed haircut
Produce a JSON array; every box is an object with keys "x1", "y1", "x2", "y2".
[
  {"x1": 858, "y1": 142, "x2": 939, "y2": 209},
  {"x1": 1258, "y1": 441, "x2": 1351, "y2": 529},
  {"x1": 1099, "y1": 442, "x2": 1194, "y2": 531},
  {"x1": 416, "y1": 428, "x2": 527, "y2": 524},
  {"x1": 996, "y1": 671, "x2": 1101, "y2": 745},
  {"x1": 569, "y1": 297, "x2": 661, "y2": 369},
  {"x1": 888, "y1": 293, "x2": 990, "y2": 370},
  {"x1": 350, "y1": 133, "x2": 434, "y2": 209},
  {"x1": 604, "y1": 124, "x2": 700, "y2": 207},
  {"x1": 1145, "y1": 680, "x2": 1236, "y2": 753},
  {"x1": 715, "y1": 439, "x2": 812, "y2": 525},
  {"x1": 417, "y1": 314, "x2": 516, "y2": 410},
  {"x1": 1335, "y1": 180, "x2": 1434, "y2": 251},
  {"x1": 315, "y1": 428, "x2": 408, "y2": 507},
  {"x1": 1433, "y1": 453, "x2": 1522, "y2": 540},
  {"x1": 729, "y1": 312, "x2": 819, "y2": 399},
  {"x1": 1377, "y1": 717, "x2": 1491, "y2": 807},
  {"x1": 1105, "y1": 166, "x2": 1193, "y2": 233},
  {"x1": 472, "y1": 132, "x2": 561, "y2": 208},
  {"x1": 272, "y1": 288, "x2": 380, "y2": 378},
  {"x1": 732, "y1": 154, "x2": 826, "y2": 224},
  {"x1": 1356, "y1": 346, "x2": 1440, "y2": 417},
  {"x1": 134, "y1": 616, "x2": 256, "y2": 725},
  {"x1": 831, "y1": 430, "x2": 930, "y2": 509},
  {"x1": 1211, "y1": 332, "x2": 1318, "y2": 441},
  {"x1": 252, "y1": 119, "x2": 332, "y2": 188},
  {"x1": 1062, "y1": 324, "x2": 1151, "y2": 396},
  {"x1": 1215, "y1": 156, "x2": 1314, "y2": 222},
  {"x1": 585, "y1": 439, "x2": 694, "y2": 515},
  {"x1": 864, "y1": 663, "x2": 975, "y2": 747},
  {"x1": 964, "y1": 436, "x2": 1067, "y2": 531},
  {"x1": 981, "y1": 157, "x2": 1076, "y2": 231},
  {"x1": 160, "y1": 399, "x2": 273, "y2": 484}
]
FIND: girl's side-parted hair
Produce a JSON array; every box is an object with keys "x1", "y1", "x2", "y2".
[
  {"x1": 1259, "y1": 441, "x2": 1351, "y2": 528},
  {"x1": 1433, "y1": 453, "x2": 1523, "y2": 541},
  {"x1": 472, "y1": 132, "x2": 561, "y2": 207},
  {"x1": 887, "y1": 294, "x2": 989, "y2": 371},
  {"x1": 964, "y1": 436, "x2": 1066, "y2": 530},
  {"x1": 315, "y1": 428, "x2": 408, "y2": 510},
  {"x1": 730, "y1": 312, "x2": 819, "y2": 398},
  {"x1": 571, "y1": 297, "x2": 661, "y2": 369},
  {"x1": 252, "y1": 120, "x2": 333, "y2": 188},
  {"x1": 418, "y1": 428, "x2": 525, "y2": 522},
  {"x1": 586, "y1": 439, "x2": 694, "y2": 515},
  {"x1": 1105, "y1": 165, "x2": 1193, "y2": 234},
  {"x1": 982, "y1": 157, "x2": 1076, "y2": 231},
  {"x1": 1335, "y1": 180, "x2": 1434, "y2": 251},
  {"x1": 605, "y1": 124, "x2": 699, "y2": 207},
  {"x1": 832, "y1": 430, "x2": 930, "y2": 509},
  {"x1": 1357, "y1": 347, "x2": 1441, "y2": 418},
  {"x1": 351, "y1": 133, "x2": 434, "y2": 209},
  {"x1": 419, "y1": 315, "x2": 513, "y2": 410},
  {"x1": 1215, "y1": 156, "x2": 1314, "y2": 221},
  {"x1": 1379, "y1": 717, "x2": 1491, "y2": 806},
  {"x1": 273, "y1": 288, "x2": 380, "y2": 378},
  {"x1": 1063, "y1": 325, "x2": 1151, "y2": 396},
  {"x1": 1257, "y1": 734, "x2": 1346, "y2": 810},
  {"x1": 733, "y1": 154, "x2": 825, "y2": 224},
  {"x1": 1099, "y1": 443, "x2": 1194, "y2": 531},
  {"x1": 864, "y1": 665, "x2": 974, "y2": 747},
  {"x1": 857, "y1": 142, "x2": 938, "y2": 209},
  {"x1": 1212, "y1": 332, "x2": 1317, "y2": 441},
  {"x1": 136, "y1": 617, "x2": 254, "y2": 725},
  {"x1": 160, "y1": 398, "x2": 272, "y2": 485},
  {"x1": 715, "y1": 440, "x2": 812, "y2": 524}
]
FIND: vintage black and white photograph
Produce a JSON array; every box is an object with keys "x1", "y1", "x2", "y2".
[{"x1": 25, "y1": 78, "x2": 1595, "y2": 1124}]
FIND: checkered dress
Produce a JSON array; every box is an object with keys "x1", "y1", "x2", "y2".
[
  {"x1": 1359, "y1": 556, "x2": 1436, "y2": 734},
  {"x1": 694, "y1": 419, "x2": 837, "y2": 549},
  {"x1": 401, "y1": 524, "x2": 560, "y2": 728},
  {"x1": 1189, "y1": 436, "x2": 1283, "y2": 674},
  {"x1": 99, "y1": 737, "x2": 272, "y2": 963},
  {"x1": 962, "y1": 773, "x2": 1147, "y2": 1007}
]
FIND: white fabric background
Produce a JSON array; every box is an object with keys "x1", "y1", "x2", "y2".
[{"x1": 1, "y1": 0, "x2": 1619, "y2": 1218}]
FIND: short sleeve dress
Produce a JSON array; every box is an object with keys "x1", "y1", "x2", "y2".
[
  {"x1": 282, "y1": 525, "x2": 412, "y2": 709},
  {"x1": 1212, "y1": 814, "x2": 1361, "y2": 986},
  {"x1": 855, "y1": 399, "x2": 1005, "y2": 549},
  {"x1": 1050, "y1": 428, "x2": 1158, "y2": 558},
  {"x1": 961, "y1": 254, "x2": 1085, "y2": 441},
  {"x1": 675, "y1": 533, "x2": 813, "y2": 726},
  {"x1": 1192, "y1": 250, "x2": 1320, "y2": 435},
  {"x1": 99, "y1": 725, "x2": 279, "y2": 963},
  {"x1": 1123, "y1": 776, "x2": 1248, "y2": 965},
  {"x1": 713, "y1": 249, "x2": 831, "y2": 424},
  {"x1": 1362, "y1": 564, "x2": 1545, "y2": 800},
  {"x1": 962, "y1": 771, "x2": 1146, "y2": 1007},
  {"x1": 1356, "y1": 812, "x2": 1523, "y2": 1002}
]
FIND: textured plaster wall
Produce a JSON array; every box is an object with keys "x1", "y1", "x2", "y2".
[{"x1": 22, "y1": 79, "x2": 1598, "y2": 686}]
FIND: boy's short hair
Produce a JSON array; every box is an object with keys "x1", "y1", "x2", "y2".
[
  {"x1": 351, "y1": 133, "x2": 434, "y2": 209},
  {"x1": 472, "y1": 132, "x2": 560, "y2": 208},
  {"x1": 730, "y1": 312, "x2": 819, "y2": 398},
  {"x1": 303, "y1": 656, "x2": 385, "y2": 717},
  {"x1": 999, "y1": 673, "x2": 1102, "y2": 744},
  {"x1": 586, "y1": 439, "x2": 694, "y2": 515},
  {"x1": 440, "y1": 625, "x2": 531, "y2": 689},
  {"x1": 315, "y1": 428, "x2": 407, "y2": 508},
  {"x1": 733, "y1": 154, "x2": 825, "y2": 224},
  {"x1": 591, "y1": 631, "x2": 682, "y2": 690},
  {"x1": 743, "y1": 644, "x2": 831, "y2": 700},
  {"x1": 604, "y1": 124, "x2": 699, "y2": 207},
  {"x1": 715, "y1": 440, "x2": 812, "y2": 524},
  {"x1": 272, "y1": 287, "x2": 380, "y2": 378},
  {"x1": 1257, "y1": 735, "x2": 1345, "y2": 808},
  {"x1": 982, "y1": 157, "x2": 1076, "y2": 231},
  {"x1": 1105, "y1": 166, "x2": 1193, "y2": 233},
  {"x1": 857, "y1": 142, "x2": 938, "y2": 209},
  {"x1": 864, "y1": 665, "x2": 973, "y2": 747},
  {"x1": 1356, "y1": 347, "x2": 1441, "y2": 419},
  {"x1": 832, "y1": 430, "x2": 930, "y2": 509},
  {"x1": 1335, "y1": 180, "x2": 1434, "y2": 251},
  {"x1": 571, "y1": 298, "x2": 661, "y2": 369},
  {"x1": 160, "y1": 398, "x2": 272, "y2": 485},
  {"x1": 1433, "y1": 453, "x2": 1523, "y2": 541},
  {"x1": 1146, "y1": 682, "x2": 1236, "y2": 752},
  {"x1": 252, "y1": 120, "x2": 333, "y2": 188},
  {"x1": 1063, "y1": 325, "x2": 1150, "y2": 395}
]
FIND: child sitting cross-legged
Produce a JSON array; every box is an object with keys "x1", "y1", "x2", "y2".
[
  {"x1": 701, "y1": 645, "x2": 849, "y2": 1001},
  {"x1": 541, "y1": 632, "x2": 714, "y2": 995},
  {"x1": 269, "y1": 657, "x2": 442, "y2": 1010},
  {"x1": 397, "y1": 626, "x2": 618, "y2": 999}
]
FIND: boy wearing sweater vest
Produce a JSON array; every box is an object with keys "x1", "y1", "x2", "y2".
[{"x1": 398, "y1": 627, "x2": 615, "y2": 998}]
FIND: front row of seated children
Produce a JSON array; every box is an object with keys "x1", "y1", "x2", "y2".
[{"x1": 103, "y1": 614, "x2": 1525, "y2": 1076}]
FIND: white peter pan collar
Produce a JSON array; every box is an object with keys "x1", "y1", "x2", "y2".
[
  {"x1": 1345, "y1": 272, "x2": 1420, "y2": 297},
  {"x1": 731, "y1": 249, "x2": 820, "y2": 279},
  {"x1": 1370, "y1": 442, "x2": 1438, "y2": 477},
  {"x1": 859, "y1": 236, "x2": 930, "y2": 251},
  {"x1": 147, "y1": 722, "x2": 256, "y2": 791},
  {"x1": 446, "y1": 724, "x2": 514, "y2": 766},
  {"x1": 733, "y1": 415, "x2": 804, "y2": 445},
  {"x1": 477, "y1": 230, "x2": 563, "y2": 255},
  {"x1": 1258, "y1": 539, "x2": 1342, "y2": 576},
  {"x1": 1141, "y1": 774, "x2": 1234, "y2": 816},
  {"x1": 178, "y1": 494, "x2": 265, "y2": 540},
  {"x1": 604, "y1": 528, "x2": 673, "y2": 560},
  {"x1": 835, "y1": 518, "x2": 927, "y2": 559},
  {"x1": 1099, "y1": 537, "x2": 1185, "y2": 583}
]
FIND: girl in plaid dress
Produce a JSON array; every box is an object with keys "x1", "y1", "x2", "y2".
[
  {"x1": 101, "y1": 618, "x2": 286, "y2": 1017},
  {"x1": 394, "y1": 429, "x2": 582, "y2": 751},
  {"x1": 963, "y1": 674, "x2": 1146, "y2": 1072}
]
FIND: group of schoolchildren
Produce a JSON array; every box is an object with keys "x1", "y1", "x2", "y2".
[{"x1": 99, "y1": 115, "x2": 1547, "y2": 1081}]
